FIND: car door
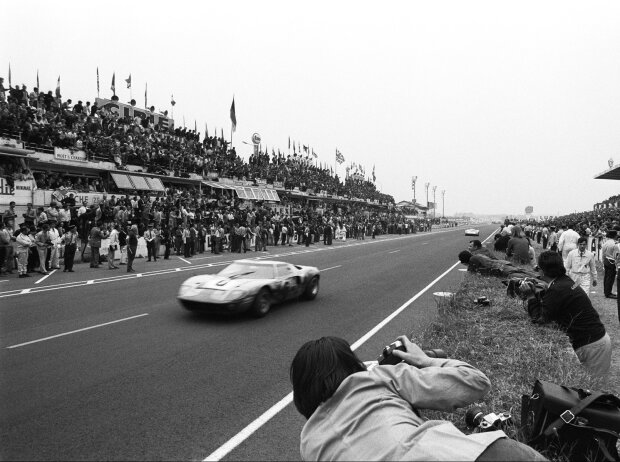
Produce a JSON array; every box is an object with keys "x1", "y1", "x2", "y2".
[{"x1": 275, "y1": 263, "x2": 301, "y2": 301}]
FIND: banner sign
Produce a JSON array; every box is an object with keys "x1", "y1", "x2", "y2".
[
  {"x1": 54, "y1": 148, "x2": 88, "y2": 162},
  {"x1": 206, "y1": 171, "x2": 219, "y2": 180},
  {"x1": 1, "y1": 137, "x2": 24, "y2": 149},
  {"x1": 273, "y1": 181, "x2": 284, "y2": 189},
  {"x1": 255, "y1": 178, "x2": 267, "y2": 185},
  {"x1": 95, "y1": 98, "x2": 174, "y2": 130}
]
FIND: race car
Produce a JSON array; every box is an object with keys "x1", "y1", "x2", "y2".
[
  {"x1": 178, "y1": 260, "x2": 320, "y2": 317},
  {"x1": 465, "y1": 228, "x2": 480, "y2": 236}
]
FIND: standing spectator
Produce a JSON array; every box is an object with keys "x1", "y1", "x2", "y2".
[
  {"x1": 0, "y1": 222, "x2": 13, "y2": 276},
  {"x1": 118, "y1": 225, "x2": 128, "y2": 265},
  {"x1": 601, "y1": 229, "x2": 617, "y2": 299},
  {"x1": 126, "y1": 225, "x2": 138, "y2": 273},
  {"x1": 3, "y1": 201, "x2": 18, "y2": 232},
  {"x1": 541, "y1": 224, "x2": 549, "y2": 249},
  {"x1": 35, "y1": 223, "x2": 51, "y2": 274},
  {"x1": 88, "y1": 222, "x2": 103, "y2": 268},
  {"x1": 47, "y1": 220, "x2": 61, "y2": 269},
  {"x1": 15, "y1": 224, "x2": 34, "y2": 278},
  {"x1": 565, "y1": 237, "x2": 598, "y2": 296},
  {"x1": 61, "y1": 225, "x2": 78, "y2": 272},
  {"x1": 558, "y1": 223, "x2": 580, "y2": 263},
  {"x1": 107, "y1": 224, "x2": 119, "y2": 269},
  {"x1": 144, "y1": 223, "x2": 157, "y2": 262},
  {"x1": 22, "y1": 203, "x2": 36, "y2": 228},
  {"x1": 548, "y1": 226, "x2": 558, "y2": 252}
]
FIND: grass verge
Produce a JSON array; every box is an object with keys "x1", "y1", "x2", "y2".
[{"x1": 414, "y1": 254, "x2": 619, "y2": 460}]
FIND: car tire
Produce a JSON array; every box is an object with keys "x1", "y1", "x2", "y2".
[
  {"x1": 303, "y1": 276, "x2": 319, "y2": 300},
  {"x1": 251, "y1": 288, "x2": 271, "y2": 317}
]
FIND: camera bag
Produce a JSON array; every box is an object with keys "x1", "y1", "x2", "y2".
[{"x1": 521, "y1": 380, "x2": 620, "y2": 461}]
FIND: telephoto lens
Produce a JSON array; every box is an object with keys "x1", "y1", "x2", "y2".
[
  {"x1": 465, "y1": 406, "x2": 484, "y2": 428},
  {"x1": 377, "y1": 340, "x2": 447, "y2": 365}
]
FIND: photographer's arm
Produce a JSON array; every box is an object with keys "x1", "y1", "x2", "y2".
[{"x1": 388, "y1": 336, "x2": 491, "y2": 411}]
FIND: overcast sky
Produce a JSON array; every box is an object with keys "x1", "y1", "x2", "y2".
[{"x1": 5, "y1": 0, "x2": 620, "y2": 216}]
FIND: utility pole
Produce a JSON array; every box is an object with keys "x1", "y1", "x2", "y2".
[
  {"x1": 441, "y1": 189, "x2": 446, "y2": 219},
  {"x1": 411, "y1": 176, "x2": 417, "y2": 214}
]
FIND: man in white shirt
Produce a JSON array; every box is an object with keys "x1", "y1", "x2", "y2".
[
  {"x1": 565, "y1": 237, "x2": 597, "y2": 296},
  {"x1": 558, "y1": 223, "x2": 580, "y2": 263}
]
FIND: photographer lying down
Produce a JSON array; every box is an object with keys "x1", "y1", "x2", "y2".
[
  {"x1": 290, "y1": 336, "x2": 546, "y2": 461},
  {"x1": 520, "y1": 251, "x2": 611, "y2": 381},
  {"x1": 458, "y1": 250, "x2": 539, "y2": 279}
]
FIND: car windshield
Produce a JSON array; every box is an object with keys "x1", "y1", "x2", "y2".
[{"x1": 218, "y1": 263, "x2": 275, "y2": 279}]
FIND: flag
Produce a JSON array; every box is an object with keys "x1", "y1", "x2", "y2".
[
  {"x1": 36, "y1": 70, "x2": 39, "y2": 89},
  {"x1": 171, "y1": 94, "x2": 176, "y2": 106},
  {"x1": 55, "y1": 76, "x2": 61, "y2": 98},
  {"x1": 111, "y1": 72, "x2": 116, "y2": 94},
  {"x1": 125, "y1": 74, "x2": 131, "y2": 89},
  {"x1": 293, "y1": 142, "x2": 296, "y2": 154},
  {"x1": 8, "y1": 63, "x2": 11, "y2": 87},
  {"x1": 194, "y1": 120, "x2": 197, "y2": 133},
  {"x1": 312, "y1": 148, "x2": 317, "y2": 158},
  {"x1": 372, "y1": 165, "x2": 376, "y2": 183},
  {"x1": 230, "y1": 97, "x2": 237, "y2": 132},
  {"x1": 205, "y1": 122, "x2": 209, "y2": 138},
  {"x1": 335, "y1": 149, "x2": 345, "y2": 164},
  {"x1": 303, "y1": 145, "x2": 308, "y2": 153},
  {"x1": 96, "y1": 67, "x2": 100, "y2": 95},
  {"x1": 144, "y1": 82, "x2": 147, "y2": 108},
  {"x1": 288, "y1": 137, "x2": 290, "y2": 150}
]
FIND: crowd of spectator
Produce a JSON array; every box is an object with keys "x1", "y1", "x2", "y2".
[{"x1": 0, "y1": 77, "x2": 394, "y2": 205}]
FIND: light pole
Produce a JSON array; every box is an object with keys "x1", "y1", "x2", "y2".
[
  {"x1": 432, "y1": 186, "x2": 437, "y2": 220},
  {"x1": 441, "y1": 189, "x2": 446, "y2": 219},
  {"x1": 411, "y1": 176, "x2": 417, "y2": 213}
]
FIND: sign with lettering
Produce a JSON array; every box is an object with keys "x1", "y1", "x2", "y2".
[
  {"x1": 54, "y1": 148, "x2": 88, "y2": 162},
  {"x1": 96, "y1": 98, "x2": 174, "y2": 130},
  {"x1": 273, "y1": 181, "x2": 284, "y2": 189},
  {"x1": 0, "y1": 177, "x2": 14, "y2": 195}
]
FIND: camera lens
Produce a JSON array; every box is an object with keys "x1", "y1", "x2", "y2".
[{"x1": 465, "y1": 406, "x2": 484, "y2": 428}]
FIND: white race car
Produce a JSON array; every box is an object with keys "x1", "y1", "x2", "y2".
[
  {"x1": 465, "y1": 228, "x2": 480, "y2": 236},
  {"x1": 178, "y1": 260, "x2": 320, "y2": 317}
]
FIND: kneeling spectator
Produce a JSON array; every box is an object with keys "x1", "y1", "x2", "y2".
[{"x1": 521, "y1": 251, "x2": 611, "y2": 381}]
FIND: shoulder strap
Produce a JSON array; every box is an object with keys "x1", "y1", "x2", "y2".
[{"x1": 543, "y1": 391, "x2": 609, "y2": 437}]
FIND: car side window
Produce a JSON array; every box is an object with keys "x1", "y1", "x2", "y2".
[{"x1": 276, "y1": 264, "x2": 293, "y2": 278}]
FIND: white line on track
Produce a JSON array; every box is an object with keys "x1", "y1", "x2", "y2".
[
  {"x1": 203, "y1": 229, "x2": 500, "y2": 460},
  {"x1": 34, "y1": 269, "x2": 56, "y2": 284},
  {"x1": 178, "y1": 257, "x2": 192, "y2": 265},
  {"x1": 0, "y1": 280, "x2": 8, "y2": 283},
  {"x1": 389, "y1": 250, "x2": 401, "y2": 253},
  {"x1": 6, "y1": 313, "x2": 149, "y2": 349},
  {"x1": 203, "y1": 260, "x2": 462, "y2": 461}
]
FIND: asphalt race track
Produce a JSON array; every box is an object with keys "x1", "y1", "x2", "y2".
[{"x1": 0, "y1": 224, "x2": 498, "y2": 461}]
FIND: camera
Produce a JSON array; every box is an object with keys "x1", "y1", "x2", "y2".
[
  {"x1": 377, "y1": 340, "x2": 447, "y2": 365},
  {"x1": 474, "y1": 296, "x2": 490, "y2": 306},
  {"x1": 505, "y1": 277, "x2": 546, "y2": 300},
  {"x1": 465, "y1": 406, "x2": 513, "y2": 432}
]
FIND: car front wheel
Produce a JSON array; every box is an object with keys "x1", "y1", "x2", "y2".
[
  {"x1": 251, "y1": 288, "x2": 271, "y2": 317},
  {"x1": 303, "y1": 276, "x2": 319, "y2": 300}
]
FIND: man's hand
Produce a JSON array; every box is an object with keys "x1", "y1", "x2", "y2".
[
  {"x1": 391, "y1": 336, "x2": 433, "y2": 368},
  {"x1": 519, "y1": 281, "x2": 535, "y2": 298}
]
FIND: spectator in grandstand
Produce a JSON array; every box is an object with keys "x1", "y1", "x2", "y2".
[
  {"x1": 521, "y1": 251, "x2": 611, "y2": 381},
  {"x1": 290, "y1": 336, "x2": 546, "y2": 461}
]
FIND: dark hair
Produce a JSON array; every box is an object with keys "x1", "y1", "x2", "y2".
[
  {"x1": 458, "y1": 250, "x2": 472, "y2": 264},
  {"x1": 577, "y1": 236, "x2": 587, "y2": 245},
  {"x1": 290, "y1": 337, "x2": 366, "y2": 419},
  {"x1": 537, "y1": 251, "x2": 566, "y2": 278},
  {"x1": 470, "y1": 239, "x2": 482, "y2": 249}
]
